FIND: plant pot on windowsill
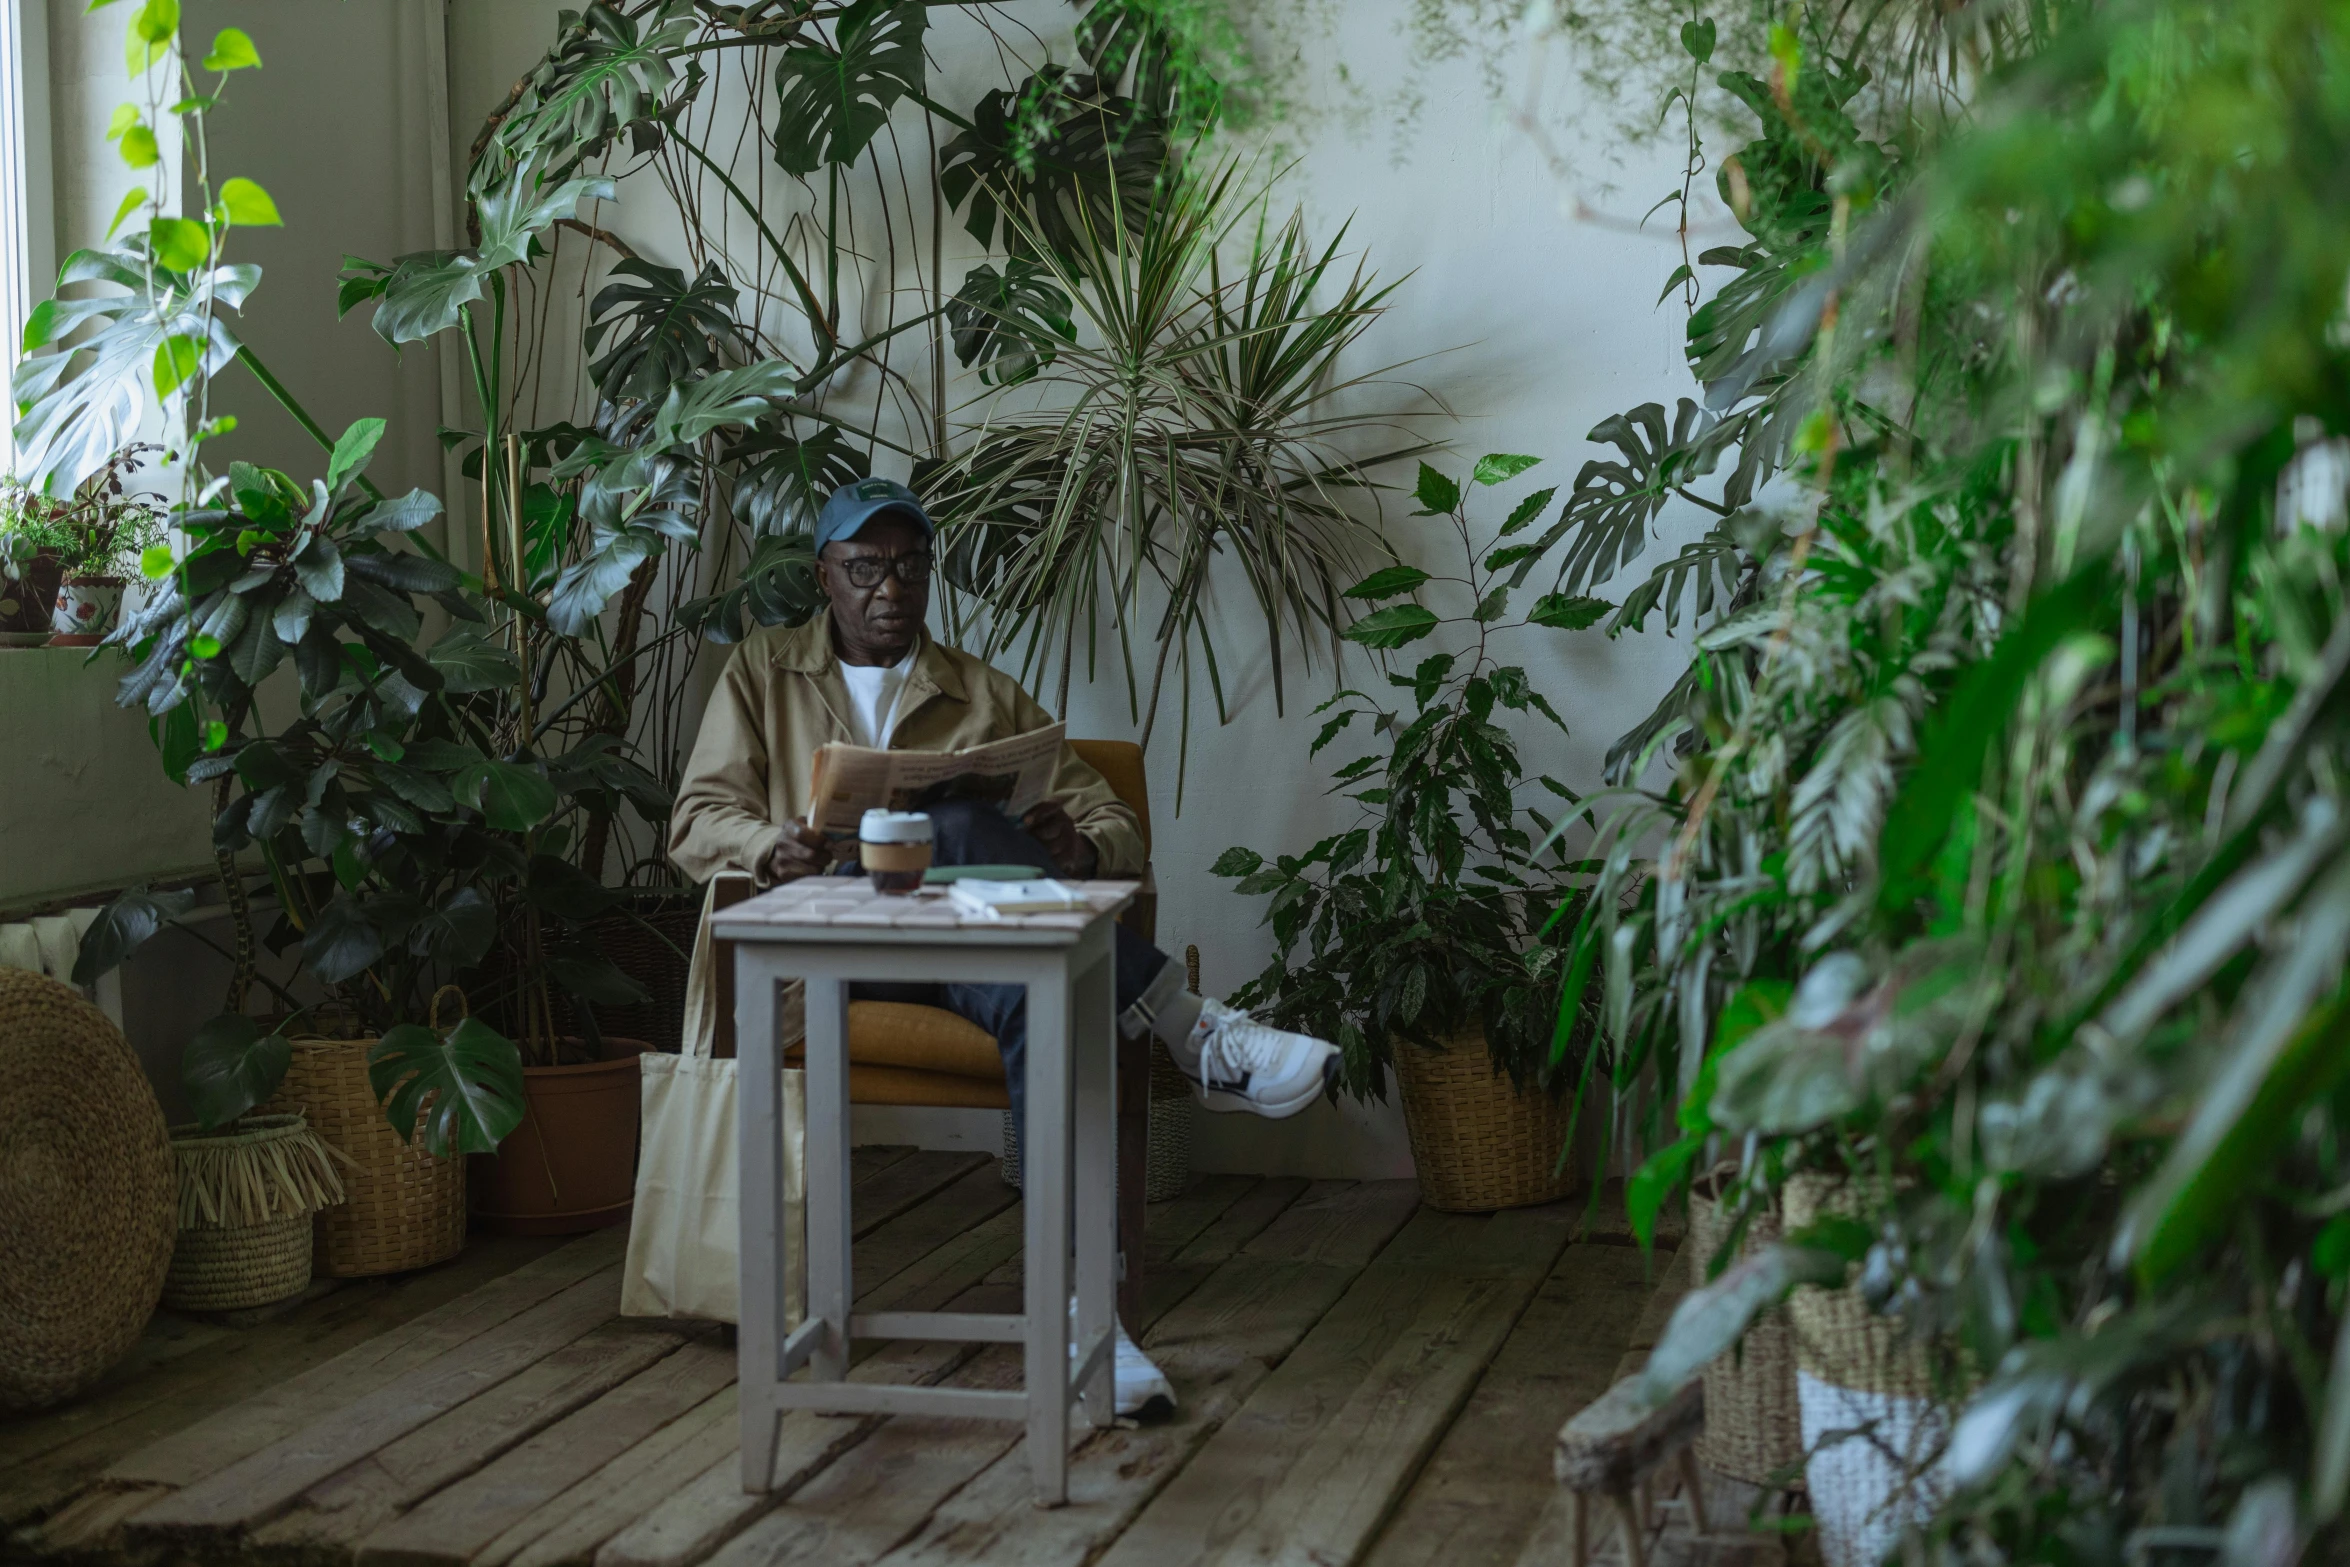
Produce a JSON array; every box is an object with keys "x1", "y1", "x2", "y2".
[
  {"x1": 469, "y1": 1036, "x2": 649, "y2": 1236},
  {"x1": 0, "y1": 549, "x2": 62, "y2": 645},
  {"x1": 1392, "y1": 1029, "x2": 1581, "y2": 1213},
  {"x1": 49, "y1": 574, "x2": 125, "y2": 647}
]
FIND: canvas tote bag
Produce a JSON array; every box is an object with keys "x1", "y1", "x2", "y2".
[{"x1": 622, "y1": 879, "x2": 806, "y2": 1325}]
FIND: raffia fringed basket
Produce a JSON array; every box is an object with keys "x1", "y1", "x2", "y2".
[
  {"x1": 1781, "y1": 1173, "x2": 1952, "y2": 1567},
  {"x1": 163, "y1": 1114, "x2": 344, "y2": 1312},
  {"x1": 265, "y1": 1035, "x2": 465, "y2": 1278},
  {"x1": 1689, "y1": 1178, "x2": 1804, "y2": 1485},
  {"x1": 999, "y1": 1039, "x2": 1194, "y2": 1202},
  {"x1": 1393, "y1": 1030, "x2": 1579, "y2": 1213},
  {"x1": 0, "y1": 969, "x2": 176, "y2": 1413}
]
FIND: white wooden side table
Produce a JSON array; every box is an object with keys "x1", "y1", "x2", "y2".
[{"x1": 715, "y1": 876, "x2": 1136, "y2": 1507}]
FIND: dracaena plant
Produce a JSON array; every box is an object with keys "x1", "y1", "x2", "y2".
[
  {"x1": 925, "y1": 162, "x2": 1431, "y2": 751},
  {"x1": 1213, "y1": 457, "x2": 1604, "y2": 1099}
]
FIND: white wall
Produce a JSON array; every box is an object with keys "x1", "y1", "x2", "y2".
[
  {"x1": 434, "y1": 2, "x2": 1715, "y2": 1177},
  {"x1": 181, "y1": 0, "x2": 453, "y2": 503}
]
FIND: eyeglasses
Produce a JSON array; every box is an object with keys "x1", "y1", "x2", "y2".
[{"x1": 829, "y1": 552, "x2": 934, "y2": 589}]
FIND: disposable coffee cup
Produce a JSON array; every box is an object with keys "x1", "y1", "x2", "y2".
[{"x1": 859, "y1": 810, "x2": 934, "y2": 894}]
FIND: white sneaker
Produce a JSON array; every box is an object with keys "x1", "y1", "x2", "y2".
[
  {"x1": 1171, "y1": 998, "x2": 1340, "y2": 1119},
  {"x1": 1069, "y1": 1299, "x2": 1175, "y2": 1421}
]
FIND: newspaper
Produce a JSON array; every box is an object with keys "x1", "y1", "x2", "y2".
[{"x1": 806, "y1": 722, "x2": 1065, "y2": 835}]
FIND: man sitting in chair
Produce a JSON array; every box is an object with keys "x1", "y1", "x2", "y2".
[{"x1": 669, "y1": 477, "x2": 1342, "y2": 1419}]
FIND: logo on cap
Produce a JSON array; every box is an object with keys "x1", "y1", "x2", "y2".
[{"x1": 858, "y1": 480, "x2": 898, "y2": 501}]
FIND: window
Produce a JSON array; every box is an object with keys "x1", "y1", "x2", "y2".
[{"x1": 0, "y1": 0, "x2": 54, "y2": 478}]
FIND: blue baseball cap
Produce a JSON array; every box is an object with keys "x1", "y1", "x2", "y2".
[{"x1": 814, "y1": 478, "x2": 936, "y2": 553}]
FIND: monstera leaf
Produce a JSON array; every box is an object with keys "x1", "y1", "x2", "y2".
[
  {"x1": 344, "y1": 163, "x2": 617, "y2": 345},
  {"x1": 680, "y1": 531, "x2": 824, "y2": 644},
  {"x1": 544, "y1": 361, "x2": 798, "y2": 635},
  {"x1": 1510, "y1": 400, "x2": 1708, "y2": 596},
  {"x1": 473, "y1": 0, "x2": 701, "y2": 185},
  {"x1": 11, "y1": 238, "x2": 257, "y2": 495},
  {"x1": 182, "y1": 1013, "x2": 293, "y2": 1129},
  {"x1": 1074, "y1": 0, "x2": 1221, "y2": 135},
  {"x1": 585, "y1": 258, "x2": 749, "y2": 405},
  {"x1": 771, "y1": 0, "x2": 926, "y2": 175},
  {"x1": 937, "y1": 67, "x2": 1167, "y2": 268},
  {"x1": 725, "y1": 421, "x2": 866, "y2": 539},
  {"x1": 948, "y1": 260, "x2": 1076, "y2": 387},
  {"x1": 368, "y1": 1016, "x2": 528, "y2": 1157},
  {"x1": 71, "y1": 883, "x2": 200, "y2": 984}
]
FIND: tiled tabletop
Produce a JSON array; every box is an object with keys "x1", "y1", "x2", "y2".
[{"x1": 714, "y1": 875, "x2": 1136, "y2": 940}]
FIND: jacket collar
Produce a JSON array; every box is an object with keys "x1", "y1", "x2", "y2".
[{"x1": 773, "y1": 615, "x2": 969, "y2": 705}]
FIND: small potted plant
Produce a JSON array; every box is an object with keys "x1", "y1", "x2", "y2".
[
  {"x1": 0, "y1": 446, "x2": 167, "y2": 646},
  {"x1": 1216, "y1": 456, "x2": 1605, "y2": 1211},
  {"x1": 0, "y1": 481, "x2": 66, "y2": 644}
]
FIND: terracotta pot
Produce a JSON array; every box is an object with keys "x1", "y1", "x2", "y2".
[
  {"x1": 0, "y1": 551, "x2": 62, "y2": 636},
  {"x1": 50, "y1": 574, "x2": 124, "y2": 645},
  {"x1": 469, "y1": 1037, "x2": 648, "y2": 1235}
]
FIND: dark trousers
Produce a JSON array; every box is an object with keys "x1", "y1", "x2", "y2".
[{"x1": 846, "y1": 797, "x2": 1170, "y2": 1145}]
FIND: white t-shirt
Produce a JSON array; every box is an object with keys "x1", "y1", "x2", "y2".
[{"x1": 837, "y1": 648, "x2": 915, "y2": 748}]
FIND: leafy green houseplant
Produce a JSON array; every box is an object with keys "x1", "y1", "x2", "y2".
[
  {"x1": 5, "y1": 2, "x2": 602, "y2": 1166},
  {"x1": 84, "y1": 426, "x2": 533, "y2": 1153},
  {"x1": 1381, "y1": 1, "x2": 2350, "y2": 1563},
  {"x1": 1216, "y1": 456, "x2": 1602, "y2": 1203}
]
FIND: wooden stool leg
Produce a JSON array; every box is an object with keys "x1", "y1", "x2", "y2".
[
  {"x1": 1116, "y1": 1033, "x2": 1149, "y2": 1329},
  {"x1": 1611, "y1": 1491, "x2": 1647, "y2": 1567},
  {"x1": 1573, "y1": 1492, "x2": 1591, "y2": 1567},
  {"x1": 1678, "y1": 1449, "x2": 1711, "y2": 1534}
]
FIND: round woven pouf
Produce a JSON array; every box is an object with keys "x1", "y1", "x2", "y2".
[{"x1": 0, "y1": 968, "x2": 176, "y2": 1412}]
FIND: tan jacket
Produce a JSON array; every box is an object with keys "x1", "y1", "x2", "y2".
[{"x1": 668, "y1": 616, "x2": 1145, "y2": 884}]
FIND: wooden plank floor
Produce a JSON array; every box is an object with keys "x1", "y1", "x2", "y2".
[{"x1": 2, "y1": 1154, "x2": 1749, "y2": 1567}]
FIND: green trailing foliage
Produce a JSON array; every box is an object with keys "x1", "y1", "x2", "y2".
[{"x1": 1486, "y1": 1, "x2": 2350, "y2": 1562}]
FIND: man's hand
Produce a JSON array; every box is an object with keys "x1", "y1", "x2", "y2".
[
  {"x1": 1022, "y1": 799, "x2": 1099, "y2": 879},
  {"x1": 764, "y1": 818, "x2": 833, "y2": 885}
]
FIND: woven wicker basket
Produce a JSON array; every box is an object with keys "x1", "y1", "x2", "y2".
[
  {"x1": 163, "y1": 1214, "x2": 313, "y2": 1312},
  {"x1": 162, "y1": 1112, "x2": 342, "y2": 1312},
  {"x1": 265, "y1": 1035, "x2": 465, "y2": 1278},
  {"x1": 1393, "y1": 1030, "x2": 1578, "y2": 1213},
  {"x1": 545, "y1": 894, "x2": 700, "y2": 1052},
  {"x1": 1781, "y1": 1173, "x2": 1935, "y2": 1398},
  {"x1": 1690, "y1": 1181, "x2": 1804, "y2": 1484},
  {"x1": 999, "y1": 1039, "x2": 1194, "y2": 1201}
]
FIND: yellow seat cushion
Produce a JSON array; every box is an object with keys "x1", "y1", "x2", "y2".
[
  {"x1": 841, "y1": 1064, "x2": 1010, "y2": 1110},
  {"x1": 783, "y1": 1002, "x2": 1007, "y2": 1108}
]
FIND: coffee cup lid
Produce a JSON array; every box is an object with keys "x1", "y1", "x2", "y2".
[{"x1": 859, "y1": 809, "x2": 934, "y2": 843}]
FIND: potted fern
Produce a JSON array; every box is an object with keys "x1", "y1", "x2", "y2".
[{"x1": 1216, "y1": 457, "x2": 1601, "y2": 1210}]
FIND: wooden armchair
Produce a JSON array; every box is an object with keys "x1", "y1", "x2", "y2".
[{"x1": 710, "y1": 739, "x2": 1158, "y2": 1323}]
